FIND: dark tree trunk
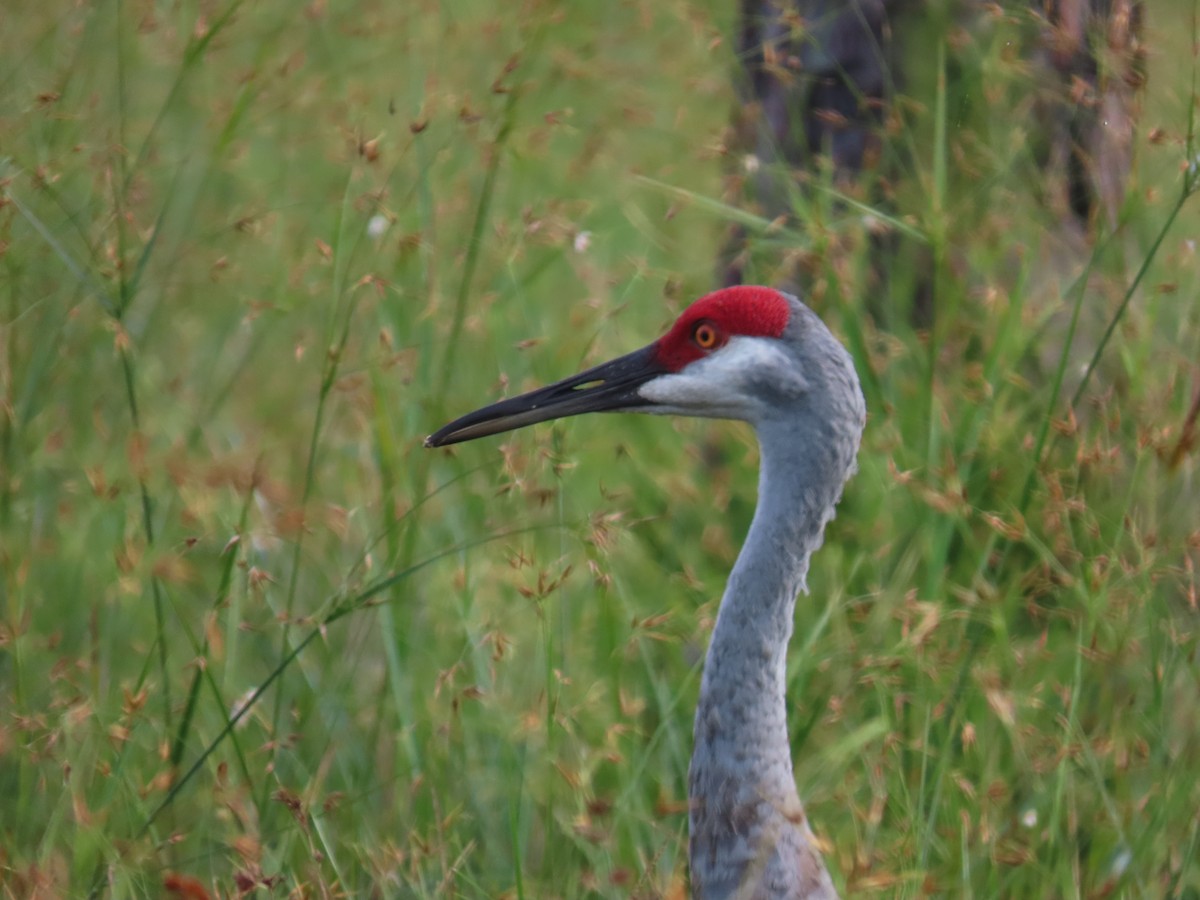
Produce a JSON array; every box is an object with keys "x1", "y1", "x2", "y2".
[{"x1": 724, "y1": 1, "x2": 1145, "y2": 305}]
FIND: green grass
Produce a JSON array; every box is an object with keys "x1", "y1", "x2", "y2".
[{"x1": 2, "y1": 2, "x2": 1199, "y2": 897}]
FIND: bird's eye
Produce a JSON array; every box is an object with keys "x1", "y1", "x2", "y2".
[{"x1": 692, "y1": 321, "x2": 721, "y2": 350}]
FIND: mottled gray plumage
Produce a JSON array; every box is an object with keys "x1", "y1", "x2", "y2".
[{"x1": 680, "y1": 299, "x2": 863, "y2": 899}]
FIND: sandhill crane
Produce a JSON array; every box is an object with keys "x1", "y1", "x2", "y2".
[{"x1": 426, "y1": 286, "x2": 865, "y2": 899}]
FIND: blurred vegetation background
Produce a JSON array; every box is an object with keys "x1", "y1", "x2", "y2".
[{"x1": 1, "y1": 1, "x2": 1198, "y2": 897}]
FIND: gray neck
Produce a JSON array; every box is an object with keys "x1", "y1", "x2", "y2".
[{"x1": 688, "y1": 417, "x2": 847, "y2": 899}]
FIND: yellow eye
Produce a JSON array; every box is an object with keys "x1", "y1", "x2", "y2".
[{"x1": 693, "y1": 321, "x2": 720, "y2": 350}]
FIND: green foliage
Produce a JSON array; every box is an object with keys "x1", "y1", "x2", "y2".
[{"x1": 1, "y1": 2, "x2": 1198, "y2": 897}]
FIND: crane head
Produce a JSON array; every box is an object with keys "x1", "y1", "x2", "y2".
[{"x1": 425, "y1": 286, "x2": 859, "y2": 447}]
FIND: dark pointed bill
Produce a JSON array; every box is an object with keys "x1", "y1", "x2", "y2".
[{"x1": 425, "y1": 344, "x2": 665, "y2": 447}]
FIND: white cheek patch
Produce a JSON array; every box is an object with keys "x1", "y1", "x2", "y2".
[{"x1": 637, "y1": 337, "x2": 793, "y2": 418}]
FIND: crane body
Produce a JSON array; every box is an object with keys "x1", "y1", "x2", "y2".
[{"x1": 427, "y1": 287, "x2": 865, "y2": 899}]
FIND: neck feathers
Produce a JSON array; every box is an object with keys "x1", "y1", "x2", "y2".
[{"x1": 688, "y1": 409, "x2": 861, "y2": 900}]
